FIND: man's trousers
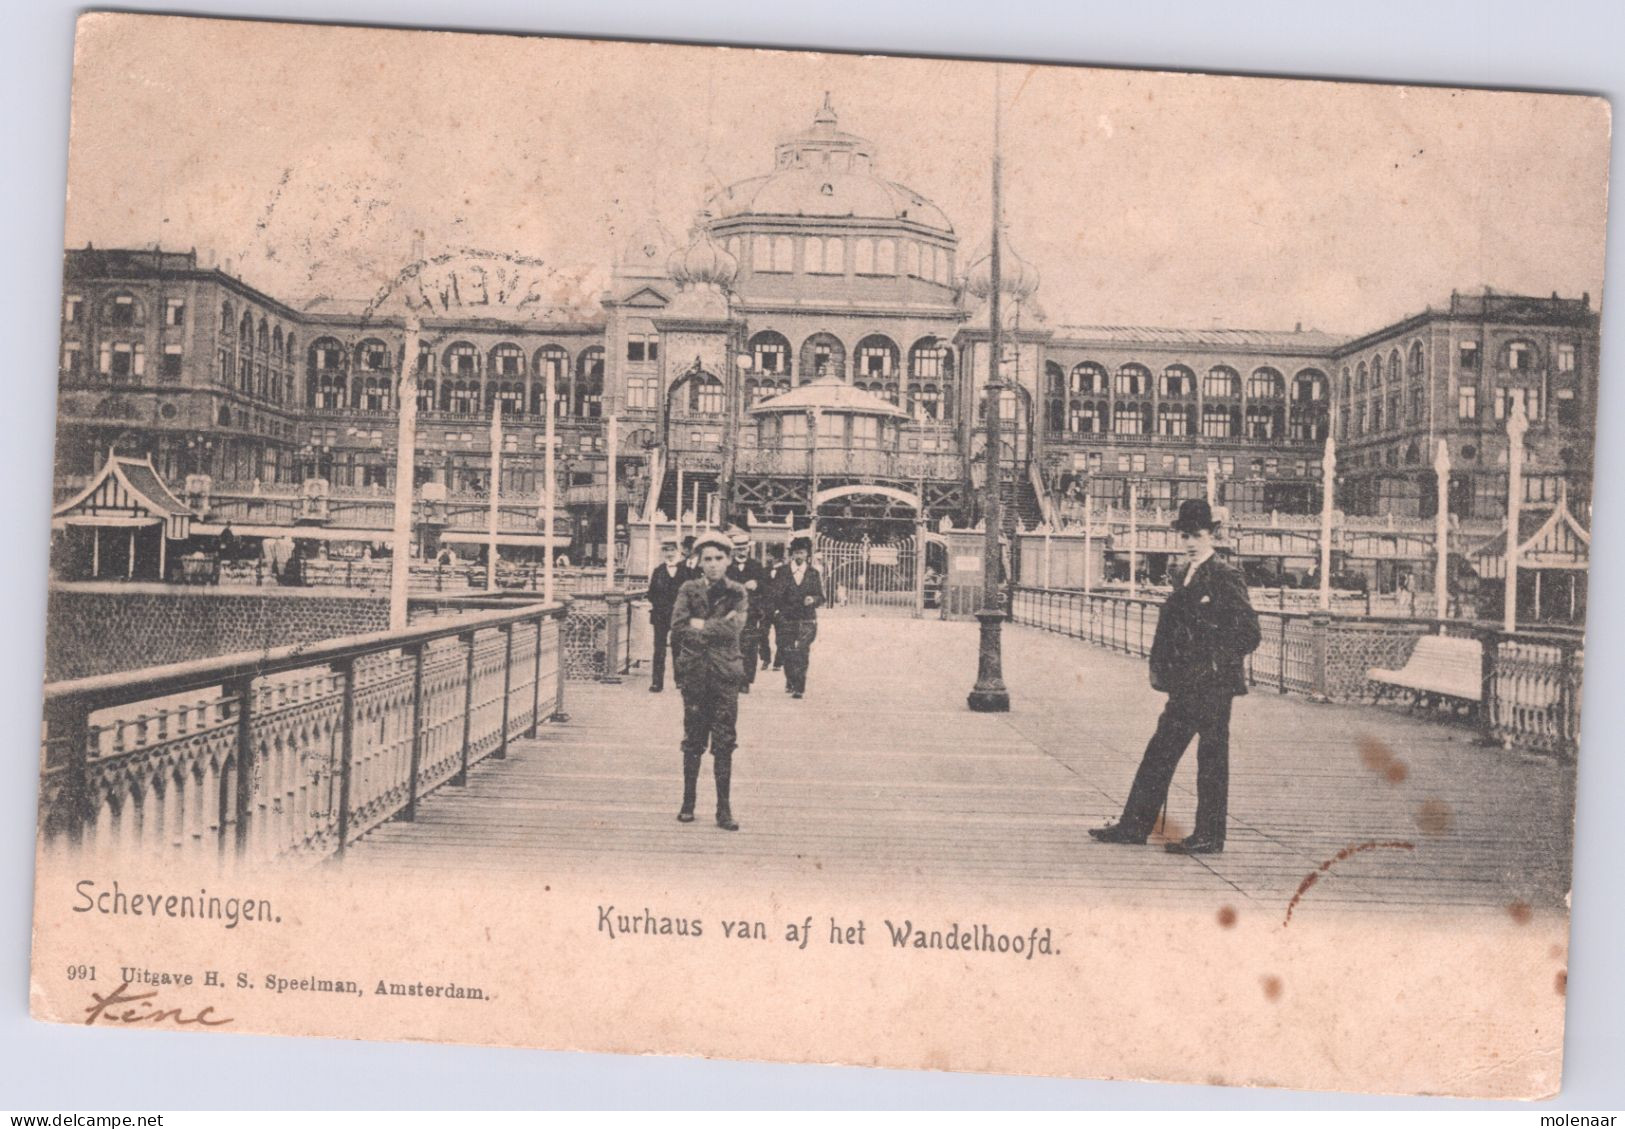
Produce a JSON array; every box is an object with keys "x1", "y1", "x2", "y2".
[
  {"x1": 779, "y1": 620, "x2": 818, "y2": 695},
  {"x1": 1117, "y1": 691, "x2": 1233, "y2": 844},
  {"x1": 680, "y1": 684, "x2": 738, "y2": 814}
]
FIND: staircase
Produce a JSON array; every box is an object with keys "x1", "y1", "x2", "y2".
[{"x1": 999, "y1": 473, "x2": 1044, "y2": 533}]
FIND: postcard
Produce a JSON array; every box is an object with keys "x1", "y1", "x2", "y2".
[{"x1": 30, "y1": 12, "x2": 1608, "y2": 1098}]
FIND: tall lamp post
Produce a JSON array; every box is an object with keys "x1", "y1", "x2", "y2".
[{"x1": 968, "y1": 68, "x2": 1010, "y2": 713}]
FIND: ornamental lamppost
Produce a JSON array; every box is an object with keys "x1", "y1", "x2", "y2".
[{"x1": 968, "y1": 67, "x2": 1010, "y2": 713}]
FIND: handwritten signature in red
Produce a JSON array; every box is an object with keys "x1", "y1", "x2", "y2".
[{"x1": 84, "y1": 980, "x2": 233, "y2": 1027}]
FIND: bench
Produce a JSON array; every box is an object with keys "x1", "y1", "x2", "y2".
[{"x1": 1368, "y1": 634, "x2": 1482, "y2": 714}]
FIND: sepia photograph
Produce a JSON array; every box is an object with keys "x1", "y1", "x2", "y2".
[{"x1": 15, "y1": 3, "x2": 1620, "y2": 1110}]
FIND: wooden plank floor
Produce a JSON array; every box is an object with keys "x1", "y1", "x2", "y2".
[{"x1": 347, "y1": 610, "x2": 1575, "y2": 916}]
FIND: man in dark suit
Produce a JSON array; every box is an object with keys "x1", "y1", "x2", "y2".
[
  {"x1": 773, "y1": 536, "x2": 824, "y2": 699},
  {"x1": 760, "y1": 548, "x2": 784, "y2": 670},
  {"x1": 725, "y1": 530, "x2": 771, "y2": 694},
  {"x1": 646, "y1": 538, "x2": 690, "y2": 693},
  {"x1": 1089, "y1": 499, "x2": 1261, "y2": 854}
]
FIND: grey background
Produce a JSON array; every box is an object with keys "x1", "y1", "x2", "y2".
[{"x1": 2, "y1": 0, "x2": 1620, "y2": 1110}]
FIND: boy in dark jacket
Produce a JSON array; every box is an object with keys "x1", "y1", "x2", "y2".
[{"x1": 670, "y1": 532, "x2": 750, "y2": 830}]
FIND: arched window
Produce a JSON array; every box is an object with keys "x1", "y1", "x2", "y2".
[
  {"x1": 687, "y1": 371, "x2": 724, "y2": 415},
  {"x1": 490, "y1": 343, "x2": 525, "y2": 379},
  {"x1": 1160, "y1": 365, "x2": 1196, "y2": 397},
  {"x1": 1114, "y1": 364, "x2": 1150, "y2": 397},
  {"x1": 1293, "y1": 368, "x2": 1326, "y2": 403},
  {"x1": 749, "y1": 330, "x2": 792, "y2": 380},
  {"x1": 909, "y1": 337, "x2": 953, "y2": 381},
  {"x1": 444, "y1": 342, "x2": 479, "y2": 378},
  {"x1": 1355, "y1": 362, "x2": 1367, "y2": 392},
  {"x1": 911, "y1": 384, "x2": 944, "y2": 422},
  {"x1": 1341, "y1": 366, "x2": 1351, "y2": 399},
  {"x1": 1070, "y1": 362, "x2": 1106, "y2": 395},
  {"x1": 1204, "y1": 366, "x2": 1240, "y2": 399},
  {"x1": 532, "y1": 345, "x2": 570, "y2": 416},
  {"x1": 272, "y1": 326, "x2": 284, "y2": 359},
  {"x1": 1044, "y1": 361, "x2": 1065, "y2": 398},
  {"x1": 307, "y1": 338, "x2": 346, "y2": 408},
  {"x1": 1409, "y1": 341, "x2": 1425, "y2": 378},
  {"x1": 1389, "y1": 348, "x2": 1402, "y2": 384},
  {"x1": 800, "y1": 333, "x2": 846, "y2": 382},
  {"x1": 1247, "y1": 367, "x2": 1284, "y2": 400},
  {"x1": 356, "y1": 338, "x2": 390, "y2": 373},
  {"x1": 257, "y1": 320, "x2": 270, "y2": 353},
  {"x1": 1371, "y1": 355, "x2": 1383, "y2": 387},
  {"x1": 854, "y1": 335, "x2": 900, "y2": 402},
  {"x1": 219, "y1": 302, "x2": 234, "y2": 334},
  {"x1": 239, "y1": 311, "x2": 254, "y2": 345},
  {"x1": 574, "y1": 347, "x2": 605, "y2": 418}
]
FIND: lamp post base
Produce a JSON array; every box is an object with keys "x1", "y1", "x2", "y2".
[{"x1": 967, "y1": 607, "x2": 1010, "y2": 712}]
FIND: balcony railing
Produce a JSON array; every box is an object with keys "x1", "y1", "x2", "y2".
[
  {"x1": 731, "y1": 447, "x2": 962, "y2": 480},
  {"x1": 1010, "y1": 586, "x2": 1582, "y2": 755},
  {"x1": 38, "y1": 599, "x2": 570, "y2": 865}
]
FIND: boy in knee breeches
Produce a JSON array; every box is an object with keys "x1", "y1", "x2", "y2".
[{"x1": 670, "y1": 532, "x2": 750, "y2": 831}]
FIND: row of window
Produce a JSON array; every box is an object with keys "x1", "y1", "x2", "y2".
[
  {"x1": 1042, "y1": 400, "x2": 1328, "y2": 441},
  {"x1": 1454, "y1": 338, "x2": 1576, "y2": 373},
  {"x1": 63, "y1": 293, "x2": 188, "y2": 329},
  {"x1": 730, "y1": 235, "x2": 954, "y2": 284},
  {"x1": 308, "y1": 338, "x2": 605, "y2": 381},
  {"x1": 61, "y1": 341, "x2": 185, "y2": 381},
  {"x1": 1046, "y1": 362, "x2": 1324, "y2": 402}
]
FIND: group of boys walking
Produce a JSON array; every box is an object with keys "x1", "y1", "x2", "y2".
[{"x1": 646, "y1": 528, "x2": 824, "y2": 831}]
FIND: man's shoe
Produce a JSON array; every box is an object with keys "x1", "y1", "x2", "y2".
[
  {"x1": 1165, "y1": 835, "x2": 1224, "y2": 855},
  {"x1": 761, "y1": 658, "x2": 772, "y2": 670},
  {"x1": 649, "y1": 684, "x2": 663, "y2": 693},
  {"x1": 716, "y1": 811, "x2": 739, "y2": 831},
  {"x1": 791, "y1": 690, "x2": 803, "y2": 699},
  {"x1": 677, "y1": 808, "x2": 695, "y2": 823},
  {"x1": 1087, "y1": 823, "x2": 1146, "y2": 845},
  {"x1": 739, "y1": 684, "x2": 751, "y2": 695}
]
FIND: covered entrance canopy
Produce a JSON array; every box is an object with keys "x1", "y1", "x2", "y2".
[
  {"x1": 1466, "y1": 490, "x2": 1590, "y2": 624},
  {"x1": 51, "y1": 454, "x2": 194, "y2": 579}
]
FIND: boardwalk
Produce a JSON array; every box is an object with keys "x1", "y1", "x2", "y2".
[{"x1": 348, "y1": 611, "x2": 1575, "y2": 916}]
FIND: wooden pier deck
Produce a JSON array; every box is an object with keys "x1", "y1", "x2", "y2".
[{"x1": 347, "y1": 611, "x2": 1574, "y2": 916}]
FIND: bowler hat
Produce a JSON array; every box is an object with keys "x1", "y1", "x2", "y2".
[
  {"x1": 1171, "y1": 498, "x2": 1220, "y2": 533},
  {"x1": 789, "y1": 536, "x2": 813, "y2": 555}
]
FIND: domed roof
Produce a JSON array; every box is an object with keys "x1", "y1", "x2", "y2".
[
  {"x1": 747, "y1": 374, "x2": 910, "y2": 419},
  {"x1": 706, "y1": 96, "x2": 953, "y2": 234}
]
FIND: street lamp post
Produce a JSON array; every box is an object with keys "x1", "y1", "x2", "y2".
[{"x1": 968, "y1": 67, "x2": 1010, "y2": 714}]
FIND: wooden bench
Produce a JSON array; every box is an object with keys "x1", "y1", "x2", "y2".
[{"x1": 1368, "y1": 634, "x2": 1482, "y2": 714}]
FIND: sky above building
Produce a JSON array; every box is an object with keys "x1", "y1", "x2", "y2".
[{"x1": 63, "y1": 14, "x2": 1609, "y2": 336}]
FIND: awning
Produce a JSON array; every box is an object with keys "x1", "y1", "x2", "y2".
[{"x1": 52, "y1": 454, "x2": 193, "y2": 539}]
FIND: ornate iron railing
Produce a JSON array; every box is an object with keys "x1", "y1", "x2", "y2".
[
  {"x1": 38, "y1": 599, "x2": 570, "y2": 866},
  {"x1": 1010, "y1": 586, "x2": 1583, "y2": 756}
]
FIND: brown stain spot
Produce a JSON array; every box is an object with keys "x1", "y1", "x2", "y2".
[
  {"x1": 1415, "y1": 799, "x2": 1453, "y2": 836},
  {"x1": 1149, "y1": 818, "x2": 1187, "y2": 845},
  {"x1": 1507, "y1": 901, "x2": 1533, "y2": 925},
  {"x1": 1261, "y1": 975, "x2": 1283, "y2": 1001},
  {"x1": 1359, "y1": 735, "x2": 1409, "y2": 784},
  {"x1": 1549, "y1": 944, "x2": 1566, "y2": 960},
  {"x1": 1555, "y1": 970, "x2": 1567, "y2": 996},
  {"x1": 1216, "y1": 905, "x2": 1238, "y2": 928}
]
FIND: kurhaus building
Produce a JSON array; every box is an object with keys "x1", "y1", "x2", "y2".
[{"x1": 53, "y1": 98, "x2": 1599, "y2": 594}]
